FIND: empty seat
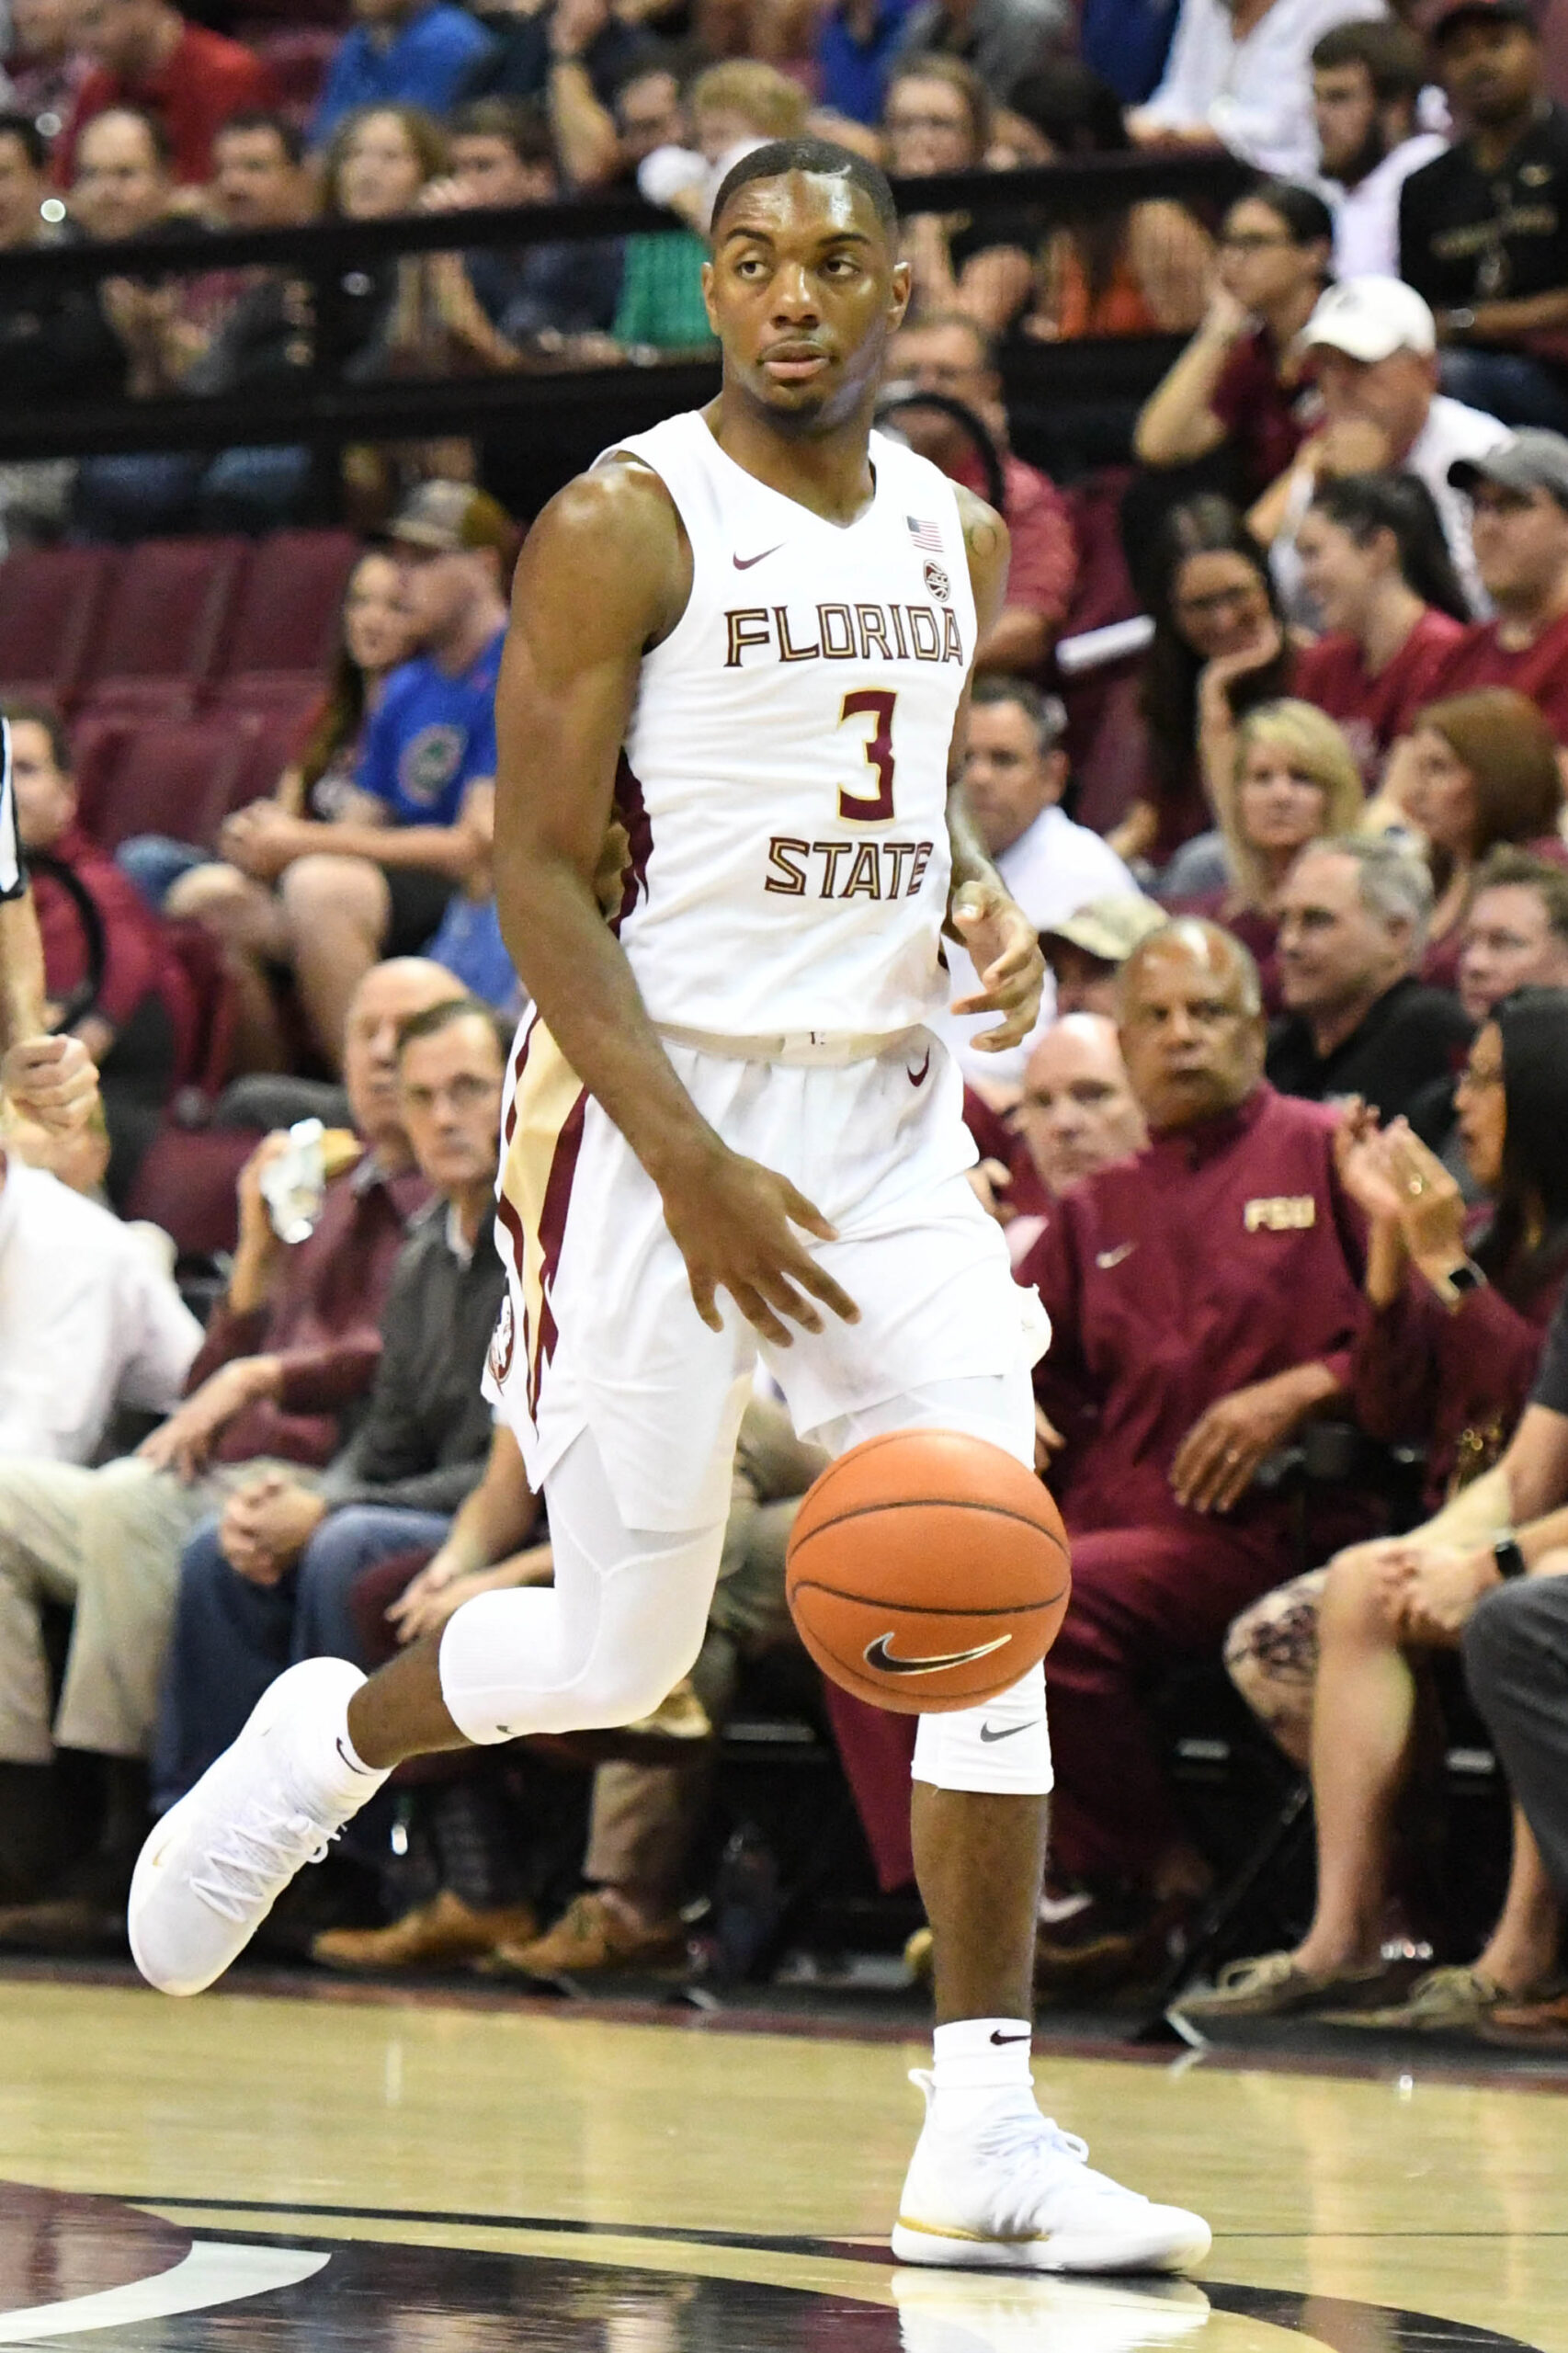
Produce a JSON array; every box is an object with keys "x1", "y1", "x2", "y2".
[
  {"x1": 0, "y1": 546, "x2": 118, "y2": 707},
  {"x1": 83, "y1": 537, "x2": 252, "y2": 717},
  {"x1": 218, "y1": 529, "x2": 358, "y2": 688},
  {"x1": 85, "y1": 718, "x2": 250, "y2": 854}
]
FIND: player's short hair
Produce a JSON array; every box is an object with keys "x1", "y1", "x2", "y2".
[
  {"x1": 2, "y1": 699, "x2": 72, "y2": 777},
  {"x1": 971, "y1": 674, "x2": 1066, "y2": 752},
  {"x1": 396, "y1": 995, "x2": 510, "y2": 1064},
  {"x1": 710, "y1": 137, "x2": 898, "y2": 244},
  {"x1": 0, "y1": 112, "x2": 48, "y2": 173},
  {"x1": 213, "y1": 109, "x2": 304, "y2": 166}
]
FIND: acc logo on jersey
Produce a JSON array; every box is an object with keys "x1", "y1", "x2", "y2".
[
  {"x1": 924, "y1": 560, "x2": 950, "y2": 602},
  {"x1": 397, "y1": 723, "x2": 466, "y2": 809},
  {"x1": 488, "y1": 1293, "x2": 517, "y2": 1387}
]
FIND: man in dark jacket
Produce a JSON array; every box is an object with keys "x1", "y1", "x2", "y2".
[
  {"x1": 152, "y1": 996, "x2": 508, "y2": 1810},
  {"x1": 1266, "y1": 836, "x2": 1474, "y2": 1118}
]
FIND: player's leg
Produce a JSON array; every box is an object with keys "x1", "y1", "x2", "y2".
[
  {"x1": 129, "y1": 1422, "x2": 733, "y2": 1996},
  {"x1": 802, "y1": 1371, "x2": 1210, "y2": 2275}
]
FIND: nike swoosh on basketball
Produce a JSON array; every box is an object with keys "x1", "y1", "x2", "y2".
[
  {"x1": 864, "y1": 1631, "x2": 1012, "y2": 1675},
  {"x1": 908, "y1": 1051, "x2": 931, "y2": 1087},
  {"x1": 978, "y1": 1720, "x2": 1030, "y2": 1744},
  {"x1": 1096, "y1": 1242, "x2": 1136, "y2": 1269},
  {"x1": 733, "y1": 544, "x2": 783, "y2": 570}
]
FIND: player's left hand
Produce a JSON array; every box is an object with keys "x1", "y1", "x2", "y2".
[
  {"x1": 2, "y1": 1033, "x2": 98, "y2": 1132},
  {"x1": 948, "y1": 881, "x2": 1044, "y2": 1051}
]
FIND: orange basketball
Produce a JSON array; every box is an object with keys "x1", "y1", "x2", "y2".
[{"x1": 785, "y1": 1427, "x2": 1072, "y2": 1714}]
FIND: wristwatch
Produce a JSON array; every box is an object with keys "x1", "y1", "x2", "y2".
[
  {"x1": 1432, "y1": 1256, "x2": 1486, "y2": 1308},
  {"x1": 1494, "y1": 1536, "x2": 1528, "y2": 1581},
  {"x1": 1443, "y1": 307, "x2": 1477, "y2": 338}
]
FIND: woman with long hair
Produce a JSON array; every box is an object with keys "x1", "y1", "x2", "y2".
[
  {"x1": 1176, "y1": 699, "x2": 1365, "y2": 1005},
  {"x1": 162, "y1": 551, "x2": 417, "y2": 1069},
  {"x1": 1293, "y1": 474, "x2": 1471, "y2": 784},
  {"x1": 1122, "y1": 494, "x2": 1295, "y2": 866},
  {"x1": 1190, "y1": 992, "x2": 1568, "y2": 2036},
  {"x1": 1395, "y1": 689, "x2": 1566, "y2": 987}
]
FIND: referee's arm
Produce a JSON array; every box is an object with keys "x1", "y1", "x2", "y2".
[{"x1": 0, "y1": 718, "x2": 98, "y2": 1134}]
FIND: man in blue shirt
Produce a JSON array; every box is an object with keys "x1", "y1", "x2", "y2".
[
  {"x1": 221, "y1": 482, "x2": 513, "y2": 1072},
  {"x1": 312, "y1": 0, "x2": 496, "y2": 142}
]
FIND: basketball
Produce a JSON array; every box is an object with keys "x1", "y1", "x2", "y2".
[{"x1": 785, "y1": 1428, "x2": 1072, "y2": 1714}]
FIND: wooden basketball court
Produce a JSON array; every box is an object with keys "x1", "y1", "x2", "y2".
[{"x1": 1, "y1": 1971, "x2": 1563, "y2": 2352}]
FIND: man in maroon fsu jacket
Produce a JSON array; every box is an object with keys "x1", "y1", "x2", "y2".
[{"x1": 1017, "y1": 917, "x2": 1374, "y2": 1983}]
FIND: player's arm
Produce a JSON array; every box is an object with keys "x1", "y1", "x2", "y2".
[
  {"x1": 493, "y1": 460, "x2": 858, "y2": 1347},
  {"x1": 943, "y1": 487, "x2": 1046, "y2": 1054}
]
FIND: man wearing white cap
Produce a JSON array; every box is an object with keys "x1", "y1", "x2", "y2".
[{"x1": 1250, "y1": 274, "x2": 1508, "y2": 619}]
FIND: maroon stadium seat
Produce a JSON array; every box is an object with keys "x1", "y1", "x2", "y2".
[
  {"x1": 123, "y1": 1124, "x2": 257, "y2": 1257},
  {"x1": 217, "y1": 528, "x2": 358, "y2": 688},
  {"x1": 82, "y1": 718, "x2": 249, "y2": 853},
  {"x1": 252, "y1": 26, "x2": 341, "y2": 121},
  {"x1": 0, "y1": 546, "x2": 118, "y2": 707},
  {"x1": 82, "y1": 536, "x2": 251, "y2": 718}
]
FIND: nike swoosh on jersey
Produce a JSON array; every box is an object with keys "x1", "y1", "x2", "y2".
[
  {"x1": 733, "y1": 544, "x2": 783, "y2": 570},
  {"x1": 863, "y1": 1631, "x2": 1012, "y2": 1675},
  {"x1": 1096, "y1": 1242, "x2": 1136, "y2": 1269},
  {"x1": 908, "y1": 1050, "x2": 931, "y2": 1087},
  {"x1": 978, "y1": 1719, "x2": 1031, "y2": 1743}
]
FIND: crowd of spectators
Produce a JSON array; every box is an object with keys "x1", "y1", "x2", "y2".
[{"x1": 2, "y1": 0, "x2": 1568, "y2": 2043}]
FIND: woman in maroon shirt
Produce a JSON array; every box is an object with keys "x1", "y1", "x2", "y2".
[
  {"x1": 1394, "y1": 688, "x2": 1567, "y2": 990},
  {"x1": 1194, "y1": 991, "x2": 1568, "y2": 2029},
  {"x1": 1292, "y1": 473, "x2": 1471, "y2": 786}
]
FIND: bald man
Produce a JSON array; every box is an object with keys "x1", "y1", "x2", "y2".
[
  {"x1": 1015, "y1": 1016, "x2": 1147, "y2": 1199},
  {"x1": 1016, "y1": 922, "x2": 1375, "y2": 1984},
  {"x1": 0, "y1": 955, "x2": 460, "y2": 1932}
]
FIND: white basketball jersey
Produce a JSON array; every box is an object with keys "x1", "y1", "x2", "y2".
[{"x1": 603, "y1": 410, "x2": 976, "y2": 1038}]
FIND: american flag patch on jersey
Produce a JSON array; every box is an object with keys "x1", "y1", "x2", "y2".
[{"x1": 906, "y1": 516, "x2": 943, "y2": 552}]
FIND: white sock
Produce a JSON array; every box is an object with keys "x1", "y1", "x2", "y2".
[
  {"x1": 285, "y1": 1676, "x2": 391, "y2": 1816},
  {"x1": 930, "y1": 2018, "x2": 1037, "y2": 2129}
]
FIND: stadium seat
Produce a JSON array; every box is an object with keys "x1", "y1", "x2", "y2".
[
  {"x1": 222, "y1": 703, "x2": 308, "y2": 809},
  {"x1": 0, "y1": 546, "x2": 118, "y2": 708},
  {"x1": 81, "y1": 536, "x2": 252, "y2": 720},
  {"x1": 80, "y1": 717, "x2": 250, "y2": 853},
  {"x1": 217, "y1": 529, "x2": 358, "y2": 688},
  {"x1": 123, "y1": 1123, "x2": 257, "y2": 1258}
]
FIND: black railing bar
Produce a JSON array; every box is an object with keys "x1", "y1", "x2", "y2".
[{"x1": 0, "y1": 149, "x2": 1253, "y2": 290}]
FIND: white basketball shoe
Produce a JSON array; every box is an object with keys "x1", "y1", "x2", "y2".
[
  {"x1": 892, "y1": 2071, "x2": 1212, "y2": 2275},
  {"x1": 130, "y1": 1658, "x2": 387, "y2": 1996}
]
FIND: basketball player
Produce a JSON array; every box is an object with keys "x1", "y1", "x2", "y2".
[
  {"x1": 129, "y1": 140, "x2": 1211, "y2": 2276},
  {"x1": 0, "y1": 716, "x2": 98, "y2": 1132}
]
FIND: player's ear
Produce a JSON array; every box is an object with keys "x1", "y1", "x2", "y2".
[
  {"x1": 888, "y1": 257, "x2": 913, "y2": 334},
  {"x1": 700, "y1": 257, "x2": 720, "y2": 338}
]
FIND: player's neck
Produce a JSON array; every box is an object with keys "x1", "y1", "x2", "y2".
[{"x1": 707, "y1": 394, "x2": 879, "y2": 530}]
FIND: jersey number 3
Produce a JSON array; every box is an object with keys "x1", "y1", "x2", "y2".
[{"x1": 837, "y1": 689, "x2": 896, "y2": 823}]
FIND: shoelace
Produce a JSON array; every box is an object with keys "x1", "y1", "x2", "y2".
[{"x1": 188, "y1": 1802, "x2": 339, "y2": 1924}]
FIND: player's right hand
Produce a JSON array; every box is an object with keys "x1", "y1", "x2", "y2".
[
  {"x1": 1, "y1": 1033, "x2": 98, "y2": 1133},
  {"x1": 661, "y1": 1145, "x2": 861, "y2": 1347}
]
